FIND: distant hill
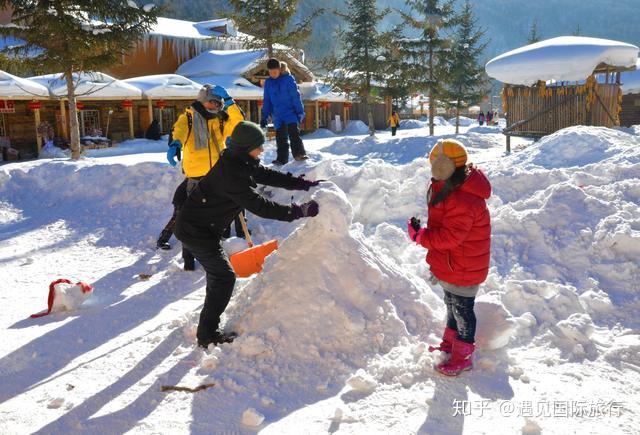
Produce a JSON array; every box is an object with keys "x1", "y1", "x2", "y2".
[{"x1": 153, "y1": 0, "x2": 640, "y2": 65}]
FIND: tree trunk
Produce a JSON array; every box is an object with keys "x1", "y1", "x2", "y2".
[
  {"x1": 367, "y1": 95, "x2": 375, "y2": 137},
  {"x1": 428, "y1": 44, "x2": 435, "y2": 136},
  {"x1": 455, "y1": 98, "x2": 461, "y2": 134},
  {"x1": 65, "y1": 69, "x2": 81, "y2": 160}
]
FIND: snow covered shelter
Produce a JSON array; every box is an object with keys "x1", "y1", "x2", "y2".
[{"x1": 486, "y1": 36, "x2": 639, "y2": 151}]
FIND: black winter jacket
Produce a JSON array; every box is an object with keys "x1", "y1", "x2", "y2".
[{"x1": 174, "y1": 148, "x2": 299, "y2": 248}]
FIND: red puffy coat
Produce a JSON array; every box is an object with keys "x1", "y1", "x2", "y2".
[{"x1": 416, "y1": 166, "x2": 491, "y2": 286}]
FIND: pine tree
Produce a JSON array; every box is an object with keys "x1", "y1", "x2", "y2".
[
  {"x1": 0, "y1": 1, "x2": 159, "y2": 160},
  {"x1": 328, "y1": 0, "x2": 387, "y2": 136},
  {"x1": 229, "y1": 0, "x2": 323, "y2": 58},
  {"x1": 444, "y1": 1, "x2": 489, "y2": 134},
  {"x1": 528, "y1": 19, "x2": 541, "y2": 44},
  {"x1": 398, "y1": 0, "x2": 456, "y2": 136},
  {"x1": 378, "y1": 30, "x2": 412, "y2": 113}
]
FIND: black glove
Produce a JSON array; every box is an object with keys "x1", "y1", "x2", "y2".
[
  {"x1": 292, "y1": 200, "x2": 319, "y2": 219},
  {"x1": 293, "y1": 175, "x2": 321, "y2": 191},
  {"x1": 260, "y1": 118, "x2": 268, "y2": 129}
]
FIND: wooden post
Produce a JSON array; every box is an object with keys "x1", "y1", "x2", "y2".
[
  {"x1": 314, "y1": 100, "x2": 320, "y2": 131},
  {"x1": 128, "y1": 106, "x2": 134, "y2": 138},
  {"x1": 506, "y1": 134, "x2": 511, "y2": 154},
  {"x1": 147, "y1": 98, "x2": 153, "y2": 123},
  {"x1": 59, "y1": 100, "x2": 68, "y2": 139},
  {"x1": 343, "y1": 105, "x2": 348, "y2": 129},
  {"x1": 34, "y1": 108, "x2": 42, "y2": 153}
]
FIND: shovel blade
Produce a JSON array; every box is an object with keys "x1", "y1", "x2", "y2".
[{"x1": 229, "y1": 239, "x2": 278, "y2": 277}]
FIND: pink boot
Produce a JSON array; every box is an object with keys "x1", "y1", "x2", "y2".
[
  {"x1": 436, "y1": 338, "x2": 475, "y2": 376},
  {"x1": 428, "y1": 327, "x2": 457, "y2": 354}
]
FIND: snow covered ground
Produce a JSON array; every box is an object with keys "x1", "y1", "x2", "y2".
[{"x1": 1, "y1": 119, "x2": 639, "y2": 434}]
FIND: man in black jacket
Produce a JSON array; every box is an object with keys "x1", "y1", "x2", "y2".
[{"x1": 174, "y1": 121, "x2": 321, "y2": 348}]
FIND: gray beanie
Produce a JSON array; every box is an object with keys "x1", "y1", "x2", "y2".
[
  {"x1": 227, "y1": 121, "x2": 265, "y2": 153},
  {"x1": 197, "y1": 84, "x2": 223, "y2": 105}
]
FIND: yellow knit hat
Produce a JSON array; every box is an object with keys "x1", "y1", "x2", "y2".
[{"x1": 429, "y1": 139, "x2": 468, "y2": 180}]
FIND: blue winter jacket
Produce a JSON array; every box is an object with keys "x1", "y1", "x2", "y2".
[{"x1": 261, "y1": 72, "x2": 305, "y2": 129}]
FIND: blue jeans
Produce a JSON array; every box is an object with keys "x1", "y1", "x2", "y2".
[{"x1": 443, "y1": 290, "x2": 476, "y2": 343}]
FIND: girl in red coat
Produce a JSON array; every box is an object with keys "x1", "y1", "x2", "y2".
[{"x1": 408, "y1": 139, "x2": 491, "y2": 376}]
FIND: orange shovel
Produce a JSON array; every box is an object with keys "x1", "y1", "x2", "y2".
[{"x1": 229, "y1": 212, "x2": 278, "y2": 278}]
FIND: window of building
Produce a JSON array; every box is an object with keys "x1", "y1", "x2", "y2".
[
  {"x1": 79, "y1": 110, "x2": 101, "y2": 137},
  {"x1": 153, "y1": 107, "x2": 176, "y2": 134}
]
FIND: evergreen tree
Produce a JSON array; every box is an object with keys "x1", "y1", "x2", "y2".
[
  {"x1": 328, "y1": 0, "x2": 387, "y2": 136},
  {"x1": 399, "y1": 0, "x2": 456, "y2": 136},
  {"x1": 444, "y1": 1, "x2": 489, "y2": 133},
  {"x1": 376, "y1": 28, "x2": 412, "y2": 113},
  {"x1": 0, "y1": 1, "x2": 159, "y2": 160},
  {"x1": 229, "y1": 0, "x2": 322, "y2": 58},
  {"x1": 528, "y1": 19, "x2": 541, "y2": 44}
]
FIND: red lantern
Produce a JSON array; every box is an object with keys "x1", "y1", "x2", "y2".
[
  {"x1": 320, "y1": 101, "x2": 330, "y2": 109},
  {"x1": 27, "y1": 100, "x2": 42, "y2": 110},
  {"x1": 121, "y1": 99, "x2": 133, "y2": 109},
  {"x1": 343, "y1": 102, "x2": 352, "y2": 109},
  {"x1": 76, "y1": 101, "x2": 84, "y2": 110},
  {"x1": 257, "y1": 100, "x2": 263, "y2": 107},
  {"x1": 156, "y1": 99, "x2": 167, "y2": 109}
]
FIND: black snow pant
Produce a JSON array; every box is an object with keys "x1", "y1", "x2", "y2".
[
  {"x1": 391, "y1": 127, "x2": 397, "y2": 136},
  {"x1": 275, "y1": 123, "x2": 306, "y2": 163},
  {"x1": 157, "y1": 179, "x2": 194, "y2": 264},
  {"x1": 443, "y1": 290, "x2": 477, "y2": 344},
  {"x1": 222, "y1": 212, "x2": 246, "y2": 239},
  {"x1": 184, "y1": 241, "x2": 236, "y2": 342}
]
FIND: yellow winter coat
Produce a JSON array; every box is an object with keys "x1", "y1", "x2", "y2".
[
  {"x1": 389, "y1": 113, "x2": 400, "y2": 127},
  {"x1": 172, "y1": 104, "x2": 244, "y2": 178}
]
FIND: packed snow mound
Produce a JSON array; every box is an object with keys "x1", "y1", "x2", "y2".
[
  {"x1": 451, "y1": 116, "x2": 475, "y2": 127},
  {"x1": 400, "y1": 119, "x2": 428, "y2": 129},
  {"x1": 193, "y1": 185, "x2": 441, "y2": 424},
  {"x1": 343, "y1": 120, "x2": 370, "y2": 135},
  {"x1": 467, "y1": 125, "x2": 502, "y2": 134},
  {"x1": 505, "y1": 126, "x2": 640, "y2": 169},
  {"x1": 303, "y1": 128, "x2": 336, "y2": 139},
  {"x1": 486, "y1": 36, "x2": 639, "y2": 86}
]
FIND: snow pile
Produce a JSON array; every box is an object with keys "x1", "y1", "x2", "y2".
[
  {"x1": 486, "y1": 36, "x2": 639, "y2": 86},
  {"x1": 504, "y1": 126, "x2": 640, "y2": 169},
  {"x1": 302, "y1": 128, "x2": 336, "y2": 139},
  {"x1": 400, "y1": 119, "x2": 428, "y2": 130},
  {"x1": 451, "y1": 116, "x2": 475, "y2": 127},
  {"x1": 188, "y1": 185, "x2": 441, "y2": 429},
  {"x1": 342, "y1": 120, "x2": 370, "y2": 135}
]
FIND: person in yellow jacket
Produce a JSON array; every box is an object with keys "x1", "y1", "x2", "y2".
[
  {"x1": 167, "y1": 84, "x2": 244, "y2": 177},
  {"x1": 157, "y1": 84, "x2": 244, "y2": 268},
  {"x1": 389, "y1": 111, "x2": 400, "y2": 136}
]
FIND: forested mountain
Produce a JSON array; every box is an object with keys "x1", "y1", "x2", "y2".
[{"x1": 153, "y1": 0, "x2": 640, "y2": 65}]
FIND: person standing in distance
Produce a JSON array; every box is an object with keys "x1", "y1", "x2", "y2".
[{"x1": 260, "y1": 58, "x2": 308, "y2": 165}]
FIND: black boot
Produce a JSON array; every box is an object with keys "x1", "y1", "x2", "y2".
[
  {"x1": 156, "y1": 229, "x2": 172, "y2": 250},
  {"x1": 198, "y1": 330, "x2": 237, "y2": 348}
]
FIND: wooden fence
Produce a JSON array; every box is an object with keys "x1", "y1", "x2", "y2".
[{"x1": 504, "y1": 82, "x2": 621, "y2": 140}]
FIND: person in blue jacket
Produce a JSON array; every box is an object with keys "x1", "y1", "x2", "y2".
[{"x1": 260, "y1": 58, "x2": 308, "y2": 165}]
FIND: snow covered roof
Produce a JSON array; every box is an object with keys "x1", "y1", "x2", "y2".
[
  {"x1": 0, "y1": 70, "x2": 50, "y2": 99},
  {"x1": 122, "y1": 74, "x2": 202, "y2": 99},
  {"x1": 299, "y1": 82, "x2": 347, "y2": 102},
  {"x1": 177, "y1": 49, "x2": 266, "y2": 78},
  {"x1": 187, "y1": 74, "x2": 264, "y2": 99},
  {"x1": 486, "y1": 36, "x2": 639, "y2": 86},
  {"x1": 149, "y1": 17, "x2": 237, "y2": 40},
  {"x1": 28, "y1": 72, "x2": 142, "y2": 100},
  {"x1": 177, "y1": 48, "x2": 313, "y2": 81},
  {"x1": 621, "y1": 59, "x2": 640, "y2": 95}
]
